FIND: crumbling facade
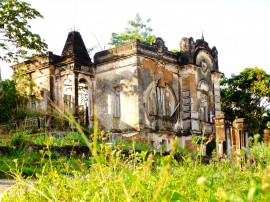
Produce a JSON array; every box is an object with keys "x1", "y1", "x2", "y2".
[{"x1": 12, "y1": 31, "x2": 223, "y2": 151}]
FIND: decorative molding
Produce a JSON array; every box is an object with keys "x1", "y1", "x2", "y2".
[
  {"x1": 197, "y1": 80, "x2": 211, "y2": 92},
  {"x1": 94, "y1": 39, "x2": 178, "y2": 64},
  {"x1": 153, "y1": 37, "x2": 167, "y2": 54}
]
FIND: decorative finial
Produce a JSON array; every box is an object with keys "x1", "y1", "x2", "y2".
[
  {"x1": 68, "y1": 27, "x2": 80, "y2": 33},
  {"x1": 201, "y1": 31, "x2": 204, "y2": 41}
]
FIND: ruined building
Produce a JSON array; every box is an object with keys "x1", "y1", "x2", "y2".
[{"x1": 12, "y1": 31, "x2": 223, "y2": 150}]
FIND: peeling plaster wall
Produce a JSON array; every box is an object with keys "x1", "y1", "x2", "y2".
[
  {"x1": 13, "y1": 55, "x2": 53, "y2": 112},
  {"x1": 180, "y1": 64, "x2": 222, "y2": 134},
  {"x1": 30, "y1": 68, "x2": 51, "y2": 111},
  {"x1": 138, "y1": 57, "x2": 180, "y2": 133},
  {"x1": 95, "y1": 56, "x2": 139, "y2": 131}
]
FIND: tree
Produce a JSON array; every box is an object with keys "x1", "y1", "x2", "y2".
[
  {"x1": 0, "y1": 0, "x2": 47, "y2": 63},
  {"x1": 220, "y1": 67, "x2": 270, "y2": 135},
  {"x1": 109, "y1": 13, "x2": 156, "y2": 47},
  {"x1": 0, "y1": 79, "x2": 27, "y2": 123},
  {"x1": 0, "y1": 70, "x2": 43, "y2": 124}
]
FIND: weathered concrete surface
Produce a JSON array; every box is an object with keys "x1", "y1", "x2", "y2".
[{"x1": 0, "y1": 179, "x2": 37, "y2": 200}]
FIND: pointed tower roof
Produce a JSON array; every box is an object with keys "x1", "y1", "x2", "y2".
[{"x1": 61, "y1": 31, "x2": 91, "y2": 62}]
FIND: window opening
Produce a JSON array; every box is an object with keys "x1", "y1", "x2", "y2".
[{"x1": 113, "y1": 88, "x2": 121, "y2": 117}]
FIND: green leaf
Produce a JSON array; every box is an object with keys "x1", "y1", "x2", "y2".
[
  {"x1": 109, "y1": 13, "x2": 155, "y2": 46},
  {"x1": 123, "y1": 168, "x2": 146, "y2": 195},
  {"x1": 0, "y1": 0, "x2": 47, "y2": 62},
  {"x1": 170, "y1": 191, "x2": 187, "y2": 201}
]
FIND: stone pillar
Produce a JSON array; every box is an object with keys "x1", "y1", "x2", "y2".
[
  {"x1": 214, "y1": 114, "x2": 231, "y2": 158},
  {"x1": 264, "y1": 129, "x2": 270, "y2": 144},
  {"x1": 49, "y1": 66, "x2": 55, "y2": 103},
  {"x1": 232, "y1": 118, "x2": 248, "y2": 150}
]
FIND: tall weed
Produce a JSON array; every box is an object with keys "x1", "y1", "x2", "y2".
[{"x1": 2, "y1": 106, "x2": 270, "y2": 201}]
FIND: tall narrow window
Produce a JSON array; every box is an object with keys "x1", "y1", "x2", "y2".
[
  {"x1": 198, "y1": 80, "x2": 211, "y2": 122},
  {"x1": 64, "y1": 94, "x2": 71, "y2": 108},
  {"x1": 113, "y1": 88, "x2": 121, "y2": 117},
  {"x1": 31, "y1": 96, "x2": 36, "y2": 111},
  {"x1": 31, "y1": 102, "x2": 36, "y2": 111},
  {"x1": 156, "y1": 87, "x2": 165, "y2": 116},
  {"x1": 200, "y1": 94, "x2": 209, "y2": 122},
  {"x1": 148, "y1": 90, "x2": 155, "y2": 115},
  {"x1": 63, "y1": 78, "x2": 72, "y2": 112},
  {"x1": 165, "y1": 89, "x2": 172, "y2": 116},
  {"x1": 78, "y1": 78, "x2": 89, "y2": 125}
]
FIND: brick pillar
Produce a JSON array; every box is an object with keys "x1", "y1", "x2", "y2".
[
  {"x1": 214, "y1": 114, "x2": 231, "y2": 158},
  {"x1": 232, "y1": 118, "x2": 249, "y2": 150},
  {"x1": 264, "y1": 129, "x2": 270, "y2": 144}
]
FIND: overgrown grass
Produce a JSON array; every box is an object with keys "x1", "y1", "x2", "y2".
[
  {"x1": 0, "y1": 131, "x2": 88, "y2": 147},
  {"x1": 1, "y1": 106, "x2": 270, "y2": 201},
  {"x1": 0, "y1": 144, "x2": 92, "y2": 178},
  {"x1": 1, "y1": 136, "x2": 270, "y2": 201}
]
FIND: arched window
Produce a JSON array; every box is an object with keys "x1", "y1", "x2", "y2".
[
  {"x1": 78, "y1": 78, "x2": 89, "y2": 124},
  {"x1": 198, "y1": 80, "x2": 212, "y2": 122},
  {"x1": 200, "y1": 94, "x2": 209, "y2": 122},
  {"x1": 147, "y1": 85, "x2": 176, "y2": 117},
  {"x1": 78, "y1": 78, "x2": 88, "y2": 106}
]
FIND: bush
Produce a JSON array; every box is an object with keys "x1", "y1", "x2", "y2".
[
  {"x1": 250, "y1": 142, "x2": 270, "y2": 168},
  {"x1": 10, "y1": 131, "x2": 29, "y2": 146}
]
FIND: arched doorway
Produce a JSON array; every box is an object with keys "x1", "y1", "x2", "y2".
[{"x1": 78, "y1": 78, "x2": 89, "y2": 126}]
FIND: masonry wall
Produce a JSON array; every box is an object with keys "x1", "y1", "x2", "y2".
[
  {"x1": 12, "y1": 54, "x2": 53, "y2": 112},
  {"x1": 29, "y1": 67, "x2": 51, "y2": 111},
  {"x1": 180, "y1": 64, "x2": 219, "y2": 135},
  {"x1": 137, "y1": 56, "x2": 180, "y2": 133},
  {"x1": 95, "y1": 56, "x2": 139, "y2": 131}
]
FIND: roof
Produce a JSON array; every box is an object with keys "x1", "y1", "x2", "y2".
[{"x1": 61, "y1": 31, "x2": 91, "y2": 62}]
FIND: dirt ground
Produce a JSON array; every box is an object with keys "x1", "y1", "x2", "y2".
[
  {"x1": 0, "y1": 179, "x2": 15, "y2": 198},
  {"x1": 0, "y1": 179, "x2": 14, "y2": 191}
]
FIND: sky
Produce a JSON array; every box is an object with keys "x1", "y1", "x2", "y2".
[{"x1": 1, "y1": 0, "x2": 270, "y2": 79}]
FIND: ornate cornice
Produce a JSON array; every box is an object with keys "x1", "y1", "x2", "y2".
[
  {"x1": 179, "y1": 37, "x2": 219, "y2": 71},
  {"x1": 94, "y1": 38, "x2": 178, "y2": 65}
]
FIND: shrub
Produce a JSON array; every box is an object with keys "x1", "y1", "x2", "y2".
[
  {"x1": 250, "y1": 142, "x2": 270, "y2": 168},
  {"x1": 10, "y1": 131, "x2": 29, "y2": 146}
]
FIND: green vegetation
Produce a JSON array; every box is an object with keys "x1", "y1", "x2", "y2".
[
  {"x1": 0, "y1": 79, "x2": 26, "y2": 123},
  {"x1": 221, "y1": 67, "x2": 270, "y2": 135},
  {"x1": 0, "y1": 142, "x2": 92, "y2": 178},
  {"x1": 0, "y1": 128, "x2": 270, "y2": 201},
  {"x1": 0, "y1": 70, "x2": 46, "y2": 125},
  {"x1": 0, "y1": 0, "x2": 47, "y2": 62},
  {"x1": 109, "y1": 13, "x2": 156, "y2": 47},
  {"x1": 0, "y1": 131, "x2": 87, "y2": 147}
]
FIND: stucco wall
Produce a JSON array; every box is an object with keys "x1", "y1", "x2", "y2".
[
  {"x1": 137, "y1": 57, "x2": 180, "y2": 133},
  {"x1": 95, "y1": 56, "x2": 139, "y2": 131}
]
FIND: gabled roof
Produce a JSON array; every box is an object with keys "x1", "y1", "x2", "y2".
[{"x1": 61, "y1": 31, "x2": 91, "y2": 62}]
